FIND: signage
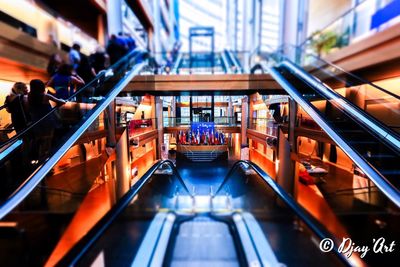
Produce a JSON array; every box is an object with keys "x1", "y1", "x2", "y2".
[
  {"x1": 191, "y1": 122, "x2": 215, "y2": 133},
  {"x1": 371, "y1": 0, "x2": 400, "y2": 29}
]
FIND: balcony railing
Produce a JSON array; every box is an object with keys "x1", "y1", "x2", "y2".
[
  {"x1": 300, "y1": 0, "x2": 400, "y2": 56},
  {"x1": 163, "y1": 116, "x2": 239, "y2": 127},
  {"x1": 249, "y1": 118, "x2": 278, "y2": 137}
]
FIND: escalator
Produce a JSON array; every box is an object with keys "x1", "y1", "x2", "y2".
[
  {"x1": 172, "y1": 52, "x2": 232, "y2": 74},
  {"x1": 0, "y1": 49, "x2": 148, "y2": 218},
  {"x1": 55, "y1": 160, "x2": 351, "y2": 267},
  {"x1": 221, "y1": 50, "x2": 243, "y2": 74},
  {"x1": 265, "y1": 49, "x2": 400, "y2": 207}
]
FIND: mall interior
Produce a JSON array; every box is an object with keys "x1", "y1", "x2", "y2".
[{"x1": 0, "y1": 0, "x2": 399, "y2": 266}]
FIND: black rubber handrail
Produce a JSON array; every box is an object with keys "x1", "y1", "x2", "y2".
[
  {"x1": 55, "y1": 159, "x2": 192, "y2": 267},
  {"x1": 0, "y1": 49, "x2": 145, "y2": 149},
  {"x1": 213, "y1": 160, "x2": 353, "y2": 267},
  {"x1": 261, "y1": 44, "x2": 400, "y2": 147},
  {"x1": 268, "y1": 64, "x2": 400, "y2": 207},
  {"x1": 0, "y1": 54, "x2": 147, "y2": 219},
  {"x1": 280, "y1": 61, "x2": 400, "y2": 145},
  {"x1": 270, "y1": 44, "x2": 400, "y2": 100}
]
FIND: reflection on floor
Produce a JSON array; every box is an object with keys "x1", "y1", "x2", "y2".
[
  {"x1": 45, "y1": 179, "x2": 116, "y2": 267},
  {"x1": 45, "y1": 153, "x2": 156, "y2": 266},
  {"x1": 176, "y1": 161, "x2": 233, "y2": 195}
]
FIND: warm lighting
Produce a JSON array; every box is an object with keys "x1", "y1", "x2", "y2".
[
  {"x1": 141, "y1": 95, "x2": 152, "y2": 106},
  {"x1": 253, "y1": 103, "x2": 266, "y2": 110},
  {"x1": 275, "y1": 159, "x2": 280, "y2": 174}
]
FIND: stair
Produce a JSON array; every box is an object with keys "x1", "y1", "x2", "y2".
[
  {"x1": 181, "y1": 150, "x2": 225, "y2": 162},
  {"x1": 170, "y1": 216, "x2": 239, "y2": 267}
]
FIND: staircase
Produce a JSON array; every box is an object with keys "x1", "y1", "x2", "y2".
[{"x1": 181, "y1": 150, "x2": 226, "y2": 162}]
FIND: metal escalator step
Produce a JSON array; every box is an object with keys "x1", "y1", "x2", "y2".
[{"x1": 170, "y1": 218, "x2": 239, "y2": 267}]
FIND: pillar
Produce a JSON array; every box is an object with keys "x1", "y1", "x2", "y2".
[
  {"x1": 105, "y1": 101, "x2": 116, "y2": 148},
  {"x1": 115, "y1": 129, "x2": 130, "y2": 198},
  {"x1": 153, "y1": 0, "x2": 162, "y2": 61},
  {"x1": 276, "y1": 98, "x2": 298, "y2": 195},
  {"x1": 227, "y1": 96, "x2": 233, "y2": 118},
  {"x1": 106, "y1": 0, "x2": 123, "y2": 35},
  {"x1": 241, "y1": 96, "x2": 249, "y2": 146},
  {"x1": 277, "y1": 129, "x2": 295, "y2": 195},
  {"x1": 288, "y1": 99, "x2": 298, "y2": 153},
  {"x1": 155, "y1": 96, "x2": 164, "y2": 159},
  {"x1": 280, "y1": 0, "x2": 309, "y2": 61}
]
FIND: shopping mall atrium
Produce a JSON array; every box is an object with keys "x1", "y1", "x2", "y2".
[{"x1": 0, "y1": 0, "x2": 399, "y2": 266}]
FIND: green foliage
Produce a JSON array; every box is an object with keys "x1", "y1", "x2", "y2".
[{"x1": 310, "y1": 30, "x2": 339, "y2": 55}]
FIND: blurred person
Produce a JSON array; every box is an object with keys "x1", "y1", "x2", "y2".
[
  {"x1": 47, "y1": 64, "x2": 85, "y2": 100},
  {"x1": 47, "y1": 53, "x2": 63, "y2": 77},
  {"x1": 4, "y1": 82, "x2": 30, "y2": 133},
  {"x1": 69, "y1": 43, "x2": 81, "y2": 71},
  {"x1": 90, "y1": 46, "x2": 110, "y2": 75},
  {"x1": 124, "y1": 33, "x2": 136, "y2": 51},
  {"x1": 47, "y1": 33, "x2": 58, "y2": 48},
  {"x1": 107, "y1": 34, "x2": 128, "y2": 65},
  {"x1": 28, "y1": 79, "x2": 66, "y2": 162},
  {"x1": 77, "y1": 52, "x2": 96, "y2": 83}
]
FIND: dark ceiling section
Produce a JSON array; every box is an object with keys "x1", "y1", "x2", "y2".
[{"x1": 38, "y1": 0, "x2": 102, "y2": 39}]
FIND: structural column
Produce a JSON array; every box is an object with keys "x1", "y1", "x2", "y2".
[
  {"x1": 115, "y1": 129, "x2": 130, "y2": 198},
  {"x1": 106, "y1": 0, "x2": 123, "y2": 35},
  {"x1": 288, "y1": 99, "x2": 298, "y2": 153},
  {"x1": 241, "y1": 96, "x2": 249, "y2": 146},
  {"x1": 280, "y1": 0, "x2": 309, "y2": 60},
  {"x1": 153, "y1": 0, "x2": 162, "y2": 62},
  {"x1": 277, "y1": 98, "x2": 298, "y2": 196},
  {"x1": 155, "y1": 96, "x2": 164, "y2": 159},
  {"x1": 105, "y1": 101, "x2": 116, "y2": 148}
]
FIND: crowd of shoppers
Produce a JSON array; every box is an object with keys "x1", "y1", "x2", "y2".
[
  {"x1": 2, "y1": 33, "x2": 139, "y2": 160},
  {"x1": 107, "y1": 33, "x2": 136, "y2": 65}
]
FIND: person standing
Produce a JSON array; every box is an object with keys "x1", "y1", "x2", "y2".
[
  {"x1": 47, "y1": 64, "x2": 85, "y2": 100},
  {"x1": 69, "y1": 43, "x2": 81, "y2": 71},
  {"x1": 90, "y1": 46, "x2": 110, "y2": 75},
  {"x1": 4, "y1": 82, "x2": 30, "y2": 133},
  {"x1": 46, "y1": 53, "x2": 63, "y2": 77},
  {"x1": 28, "y1": 79, "x2": 66, "y2": 161}
]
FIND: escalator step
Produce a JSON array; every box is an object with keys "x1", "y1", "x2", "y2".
[{"x1": 170, "y1": 218, "x2": 239, "y2": 267}]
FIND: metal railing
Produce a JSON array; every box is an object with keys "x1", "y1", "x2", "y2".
[
  {"x1": 163, "y1": 116, "x2": 239, "y2": 127},
  {"x1": 55, "y1": 160, "x2": 193, "y2": 266},
  {"x1": 263, "y1": 55, "x2": 400, "y2": 207},
  {"x1": 213, "y1": 160, "x2": 353, "y2": 266},
  {"x1": 300, "y1": 0, "x2": 400, "y2": 56},
  {"x1": 0, "y1": 50, "x2": 147, "y2": 219}
]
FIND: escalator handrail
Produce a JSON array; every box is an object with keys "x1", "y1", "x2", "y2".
[
  {"x1": 213, "y1": 160, "x2": 353, "y2": 267},
  {"x1": 220, "y1": 51, "x2": 232, "y2": 74},
  {"x1": 280, "y1": 60, "x2": 400, "y2": 150},
  {"x1": 261, "y1": 44, "x2": 400, "y2": 148},
  {"x1": 171, "y1": 53, "x2": 183, "y2": 74},
  {"x1": 55, "y1": 159, "x2": 193, "y2": 267},
  {"x1": 0, "y1": 49, "x2": 145, "y2": 150},
  {"x1": 267, "y1": 65, "x2": 400, "y2": 207},
  {"x1": 278, "y1": 44, "x2": 400, "y2": 100},
  {"x1": 0, "y1": 59, "x2": 147, "y2": 220},
  {"x1": 224, "y1": 49, "x2": 243, "y2": 73}
]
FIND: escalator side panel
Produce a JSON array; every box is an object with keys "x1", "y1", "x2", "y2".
[{"x1": 268, "y1": 66, "x2": 400, "y2": 207}]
